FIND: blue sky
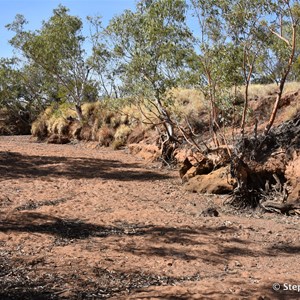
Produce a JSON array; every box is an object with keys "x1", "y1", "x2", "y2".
[{"x1": 0, "y1": 0, "x2": 136, "y2": 58}]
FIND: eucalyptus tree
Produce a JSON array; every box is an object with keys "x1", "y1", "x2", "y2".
[
  {"x1": 216, "y1": 0, "x2": 270, "y2": 135},
  {"x1": 189, "y1": 0, "x2": 245, "y2": 147},
  {"x1": 261, "y1": 0, "x2": 300, "y2": 134},
  {"x1": 103, "y1": 0, "x2": 193, "y2": 143},
  {"x1": 0, "y1": 58, "x2": 24, "y2": 112},
  {"x1": 6, "y1": 5, "x2": 94, "y2": 121},
  {"x1": 87, "y1": 16, "x2": 121, "y2": 99},
  {"x1": 0, "y1": 58, "x2": 64, "y2": 130},
  {"x1": 190, "y1": 0, "x2": 300, "y2": 138},
  {"x1": 0, "y1": 58, "x2": 45, "y2": 133},
  {"x1": 221, "y1": 0, "x2": 300, "y2": 135}
]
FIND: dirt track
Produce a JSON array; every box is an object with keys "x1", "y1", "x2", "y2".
[{"x1": 0, "y1": 136, "x2": 300, "y2": 299}]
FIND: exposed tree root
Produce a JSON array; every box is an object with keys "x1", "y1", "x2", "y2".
[{"x1": 229, "y1": 111, "x2": 300, "y2": 210}]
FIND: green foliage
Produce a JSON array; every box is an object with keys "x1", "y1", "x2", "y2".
[
  {"x1": 0, "y1": 58, "x2": 49, "y2": 125},
  {"x1": 105, "y1": 0, "x2": 193, "y2": 99},
  {"x1": 6, "y1": 5, "x2": 94, "y2": 121},
  {"x1": 19, "y1": 5, "x2": 84, "y2": 73},
  {"x1": 2, "y1": 0, "x2": 300, "y2": 138}
]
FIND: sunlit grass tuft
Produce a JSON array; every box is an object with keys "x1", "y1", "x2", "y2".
[{"x1": 238, "y1": 81, "x2": 300, "y2": 99}]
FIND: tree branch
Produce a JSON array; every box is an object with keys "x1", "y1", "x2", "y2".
[{"x1": 268, "y1": 28, "x2": 291, "y2": 46}]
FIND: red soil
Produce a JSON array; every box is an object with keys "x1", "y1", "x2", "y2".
[{"x1": 0, "y1": 136, "x2": 300, "y2": 299}]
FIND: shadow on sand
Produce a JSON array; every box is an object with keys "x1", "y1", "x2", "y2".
[
  {"x1": 0, "y1": 151, "x2": 170, "y2": 181},
  {"x1": 0, "y1": 212, "x2": 298, "y2": 299}
]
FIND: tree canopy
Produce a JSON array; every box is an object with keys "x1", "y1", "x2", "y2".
[{"x1": 1, "y1": 0, "x2": 300, "y2": 137}]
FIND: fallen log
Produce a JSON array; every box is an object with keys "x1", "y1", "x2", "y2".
[{"x1": 260, "y1": 201, "x2": 300, "y2": 215}]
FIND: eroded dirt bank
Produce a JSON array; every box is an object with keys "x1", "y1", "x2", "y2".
[{"x1": 0, "y1": 136, "x2": 300, "y2": 299}]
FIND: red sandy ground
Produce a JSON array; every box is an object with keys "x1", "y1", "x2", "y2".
[{"x1": 0, "y1": 136, "x2": 300, "y2": 299}]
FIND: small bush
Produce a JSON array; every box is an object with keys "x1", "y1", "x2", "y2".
[
  {"x1": 167, "y1": 88, "x2": 205, "y2": 118},
  {"x1": 91, "y1": 118, "x2": 101, "y2": 140},
  {"x1": 127, "y1": 125, "x2": 145, "y2": 144},
  {"x1": 48, "y1": 116, "x2": 68, "y2": 135},
  {"x1": 98, "y1": 126, "x2": 115, "y2": 147},
  {"x1": 110, "y1": 115, "x2": 121, "y2": 129},
  {"x1": 114, "y1": 124, "x2": 132, "y2": 143},
  {"x1": 111, "y1": 139, "x2": 124, "y2": 150},
  {"x1": 31, "y1": 118, "x2": 48, "y2": 140},
  {"x1": 103, "y1": 112, "x2": 115, "y2": 125},
  {"x1": 80, "y1": 125, "x2": 92, "y2": 141},
  {"x1": 31, "y1": 104, "x2": 73, "y2": 139},
  {"x1": 283, "y1": 105, "x2": 300, "y2": 122},
  {"x1": 82, "y1": 102, "x2": 102, "y2": 124},
  {"x1": 122, "y1": 100, "x2": 160, "y2": 126},
  {"x1": 238, "y1": 81, "x2": 300, "y2": 100},
  {"x1": 121, "y1": 105, "x2": 141, "y2": 125}
]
